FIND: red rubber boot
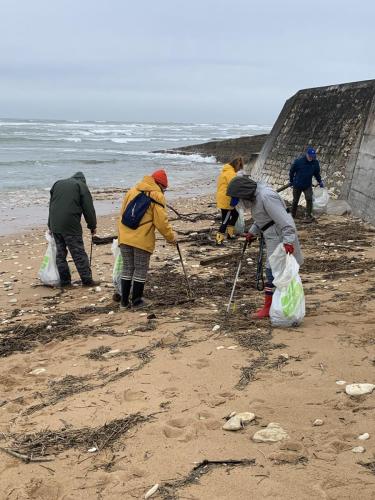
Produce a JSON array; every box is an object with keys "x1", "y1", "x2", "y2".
[{"x1": 253, "y1": 294, "x2": 272, "y2": 319}]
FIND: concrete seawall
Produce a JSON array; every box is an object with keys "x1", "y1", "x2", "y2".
[{"x1": 252, "y1": 79, "x2": 375, "y2": 222}]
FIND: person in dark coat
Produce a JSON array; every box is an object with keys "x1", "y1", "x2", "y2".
[
  {"x1": 48, "y1": 171, "x2": 98, "y2": 287},
  {"x1": 289, "y1": 147, "x2": 323, "y2": 221}
]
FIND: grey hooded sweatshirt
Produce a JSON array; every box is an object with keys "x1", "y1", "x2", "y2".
[
  {"x1": 228, "y1": 179, "x2": 303, "y2": 269},
  {"x1": 48, "y1": 172, "x2": 97, "y2": 235}
]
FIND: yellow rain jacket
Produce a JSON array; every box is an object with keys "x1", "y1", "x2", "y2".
[
  {"x1": 118, "y1": 176, "x2": 175, "y2": 253},
  {"x1": 216, "y1": 163, "x2": 236, "y2": 210}
]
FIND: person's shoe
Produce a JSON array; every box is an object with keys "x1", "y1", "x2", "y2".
[
  {"x1": 120, "y1": 279, "x2": 132, "y2": 309},
  {"x1": 252, "y1": 294, "x2": 272, "y2": 319},
  {"x1": 131, "y1": 298, "x2": 150, "y2": 309},
  {"x1": 60, "y1": 281, "x2": 72, "y2": 289},
  {"x1": 304, "y1": 215, "x2": 315, "y2": 224},
  {"x1": 226, "y1": 226, "x2": 237, "y2": 240},
  {"x1": 131, "y1": 281, "x2": 148, "y2": 308},
  {"x1": 82, "y1": 279, "x2": 101, "y2": 287},
  {"x1": 215, "y1": 232, "x2": 225, "y2": 246}
]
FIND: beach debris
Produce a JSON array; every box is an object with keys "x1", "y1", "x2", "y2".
[
  {"x1": 212, "y1": 324, "x2": 220, "y2": 332},
  {"x1": 216, "y1": 346, "x2": 225, "y2": 350},
  {"x1": 95, "y1": 286, "x2": 102, "y2": 292},
  {"x1": 227, "y1": 345, "x2": 237, "y2": 350},
  {"x1": 144, "y1": 484, "x2": 159, "y2": 499},
  {"x1": 9, "y1": 299, "x2": 18, "y2": 304},
  {"x1": 312, "y1": 419, "x2": 324, "y2": 426},
  {"x1": 29, "y1": 368, "x2": 46, "y2": 375},
  {"x1": 358, "y1": 433, "x2": 370, "y2": 441},
  {"x1": 103, "y1": 349, "x2": 120, "y2": 359},
  {"x1": 336, "y1": 380, "x2": 346, "y2": 385},
  {"x1": 223, "y1": 412, "x2": 255, "y2": 431},
  {"x1": 352, "y1": 446, "x2": 365, "y2": 453},
  {"x1": 345, "y1": 383, "x2": 375, "y2": 396},
  {"x1": 87, "y1": 447, "x2": 98, "y2": 453},
  {"x1": 252, "y1": 423, "x2": 289, "y2": 443}
]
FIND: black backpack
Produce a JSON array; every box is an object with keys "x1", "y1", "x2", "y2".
[{"x1": 121, "y1": 191, "x2": 164, "y2": 229}]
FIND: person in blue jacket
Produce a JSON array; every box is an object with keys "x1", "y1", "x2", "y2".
[{"x1": 289, "y1": 147, "x2": 323, "y2": 221}]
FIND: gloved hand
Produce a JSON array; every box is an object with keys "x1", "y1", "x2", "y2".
[
  {"x1": 230, "y1": 197, "x2": 239, "y2": 207},
  {"x1": 319, "y1": 181, "x2": 324, "y2": 188},
  {"x1": 91, "y1": 228, "x2": 97, "y2": 236},
  {"x1": 245, "y1": 232, "x2": 256, "y2": 243},
  {"x1": 284, "y1": 243, "x2": 294, "y2": 254}
]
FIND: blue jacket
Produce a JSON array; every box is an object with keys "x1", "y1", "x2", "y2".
[{"x1": 289, "y1": 155, "x2": 322, "y2": 189}]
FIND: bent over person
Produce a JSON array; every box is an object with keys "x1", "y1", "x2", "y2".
[
  {"x1": 118, "y1": 169, "x2": 176, "y2": 309},
  {"x1": 227, "y1": 176, "x2": 303, "y2": 319},
  {"x1": 215, "y1": 157, "x2": 244, "y2": 245},
  {"x1": 48, "y1": 171, "x2": 98, "y2": 287}
]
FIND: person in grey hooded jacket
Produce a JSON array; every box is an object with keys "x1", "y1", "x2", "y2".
[{"x1": 227, "y1": 176, "x2": 303, "y2": 319}]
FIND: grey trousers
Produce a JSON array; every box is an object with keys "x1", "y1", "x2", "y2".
[
  {"x1": 120, "y1": 244, "x2": 151, "y2": 283},
  {"x1": 291, "y1": 186, "x2": 313, "y2": 217},
  {"x1": 53, "y1": 233, "x2": 92, "y2": 285}
]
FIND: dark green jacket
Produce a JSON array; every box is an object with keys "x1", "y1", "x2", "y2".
[{"x1": 48, "y1": 172, "x2": 97, "y2": 235}]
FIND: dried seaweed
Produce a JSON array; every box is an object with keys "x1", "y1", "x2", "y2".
[
  {"x1": 159, "y1": 458, "x2": 256, "y2": 499},
  {"x1": 10, "y1": 413, "x2": 148, "y2": 456}
]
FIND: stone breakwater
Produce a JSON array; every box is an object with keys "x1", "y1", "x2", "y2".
[{"x1": 154, "y1": 134, "x2": 268, "y2": 165}]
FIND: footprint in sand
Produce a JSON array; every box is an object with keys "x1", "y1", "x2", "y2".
[
  {"x1": 160, "y1": 387, "x2": 179, "y2": 398},
  {"x1": 191, "y1": 358, "x2": 210, "y2": 369},
  {"x1": 123, "y1": 388, "x2": 145, "y2": 401},
  {"x1": 163, "y1": 426, "x2": 184, "y2": 438}
]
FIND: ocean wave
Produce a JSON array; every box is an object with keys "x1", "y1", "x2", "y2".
[{"x1": 110, "y1": 138, "x2": 151, "y2": 143}]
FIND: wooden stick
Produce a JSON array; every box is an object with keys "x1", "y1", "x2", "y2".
[{"x1": 0, "y1": 447, "x2": 55, "y2": 463}]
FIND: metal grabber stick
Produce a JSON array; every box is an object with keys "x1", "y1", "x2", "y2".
[
  {"x1": 176, "y1": 242, "x2": 192, "y2": 298},
  {"x1": 226, "y1": 239, "x2": 249, "y2": 313},
  {"x1": 89, "y1": 236, "x2": 93, "y2": 267}
]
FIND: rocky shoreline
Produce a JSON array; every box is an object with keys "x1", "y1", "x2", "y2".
[{"x1": 154, "y1": 133, "x2": 269, "y2": 164}]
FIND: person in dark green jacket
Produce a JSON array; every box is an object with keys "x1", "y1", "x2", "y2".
[{"x1": 48, "y1": 172, "x2": 98, "y2": 287}]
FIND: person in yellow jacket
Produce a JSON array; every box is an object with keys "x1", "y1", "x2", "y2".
[
  {"x1": 118, "y1": 169, "x2": 176, "y2": 308},
  {"x1": 215, "y1": 157, "x2": 244, "y2": 245}
]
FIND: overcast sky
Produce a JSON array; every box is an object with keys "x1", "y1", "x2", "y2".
[{"x1": 1, "y1": 0, "x2": 374, "y2": 124}]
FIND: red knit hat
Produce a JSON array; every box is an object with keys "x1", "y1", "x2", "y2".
[{"x1": 151, "y1": 169, "x2": 168, "y2": 188}]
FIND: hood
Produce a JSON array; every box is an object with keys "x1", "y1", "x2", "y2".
[
  {"x1": 136, "y1": 175, "x2": 162, "y2": 193},
  {"x1": 222, "y1": 163, "x2": 235, "y2": 174},
  {"x1": 227, "y1": 175, "x2": 257, "y2": 201},
  {"x1": 71, "y1": 171, "x2": 86, "y2": 183}
]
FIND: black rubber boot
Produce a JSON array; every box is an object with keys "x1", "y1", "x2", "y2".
[
  {"x1": 132, "y1": 281, "x2": 147, "y2": 308},
  {"x1": 120, "y1": 279, "x2": 132, "y2": 309}
]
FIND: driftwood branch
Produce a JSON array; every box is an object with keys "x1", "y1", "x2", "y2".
[{"x1": 0, "y1": 447, "x2": 55, "y2": 463}]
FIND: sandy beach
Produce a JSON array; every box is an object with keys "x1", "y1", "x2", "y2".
[{"x1": 1, "y1": 194, "x2": 375, "y2": 499}]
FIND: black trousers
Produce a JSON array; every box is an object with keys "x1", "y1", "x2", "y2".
[
  {"x1": 291, "y1": 186, "x2": 313, "y2": 218},
  {"x1": 219, "y1": 208, "x2": 239, "y2": 233},
  {"x1": 53, "y1": 233, "x2": 92, "y2": 285}
]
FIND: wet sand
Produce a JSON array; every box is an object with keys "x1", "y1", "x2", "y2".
[{"x1": 1, "y1": 196, "x2": 375, "y2": 499}]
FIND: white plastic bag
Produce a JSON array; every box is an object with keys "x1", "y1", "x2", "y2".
[
  {"x1": 234, "y1": 208, "x2": 245, "y2": 235},
  {"x1": 38, "y1": 231, "x2": 60, "y2": 286},
  {"x1": 112, "y1": 239, "x2": 123, "y2": 293},
  {"x1": 269, "y1": 243, "x2": 305, "y2": 327},
  {"x1": 313, "y1": 187, "x2": 329, "y2": 213}
]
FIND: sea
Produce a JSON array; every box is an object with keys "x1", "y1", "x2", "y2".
[{"x1": 0, "y1": 119, "x2": 270, "y2": 234}]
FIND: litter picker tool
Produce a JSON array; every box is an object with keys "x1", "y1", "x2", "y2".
[
  {"x1": 256, "y1": 235, "x2": 265, "y2": 291},
  {"x1": 226, "y1": 239, "x2": 249, "y2": 314},
  {"x1": 89, "y1": 236, "x2": 93, "y2": 267},
  {"x1": 176, "y1": 242, "x2": 192, "y2": 298},
  {"x1": 277, "y1": 183, "x2": 290, "y2": 193}
]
